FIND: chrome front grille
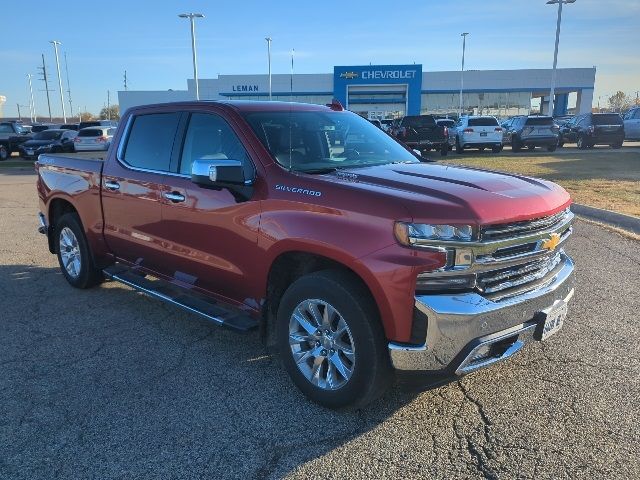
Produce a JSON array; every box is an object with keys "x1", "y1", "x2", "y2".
[
  {"x1": 481, "y1": 209, "x2": 570, "y2": 241},
  {"x1": 416, "y1": 208, "x2": 574, "y2": 301},
  {"x1": 477, "y1": 252, "x2": 562, "y2": 294}
]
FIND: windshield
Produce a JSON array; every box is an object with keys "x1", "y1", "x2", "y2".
[
  {"x1": 243, "y1": 110, "x2": 418, "y2": 172},
  {"x1": 33, "y1": 130, "x2": 63, "y2": 140}
]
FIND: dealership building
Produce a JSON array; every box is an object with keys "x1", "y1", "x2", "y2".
[{"x1": 119, "y1": 64, "x2": 596, "y2": 119}]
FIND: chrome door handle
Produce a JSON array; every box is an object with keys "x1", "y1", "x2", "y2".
[
  {"x1": 163, "y1": 192, "x2": 186, "y2": 203},
  {"x1": 104, "y1": 180, "x2": 120, "y2": 191}
]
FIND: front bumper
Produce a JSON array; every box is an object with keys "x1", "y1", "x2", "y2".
[{"x1": 388, "y1": 252, "x2": 575, "y2": 374}]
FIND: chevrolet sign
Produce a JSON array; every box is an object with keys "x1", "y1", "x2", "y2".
[{"x1": 340, "y1": 72, "x2": 359, "y2": 79}]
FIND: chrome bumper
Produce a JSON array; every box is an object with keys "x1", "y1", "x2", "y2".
[{"x1": 388, "y1": 252, "x2": 575, "y2": 373}]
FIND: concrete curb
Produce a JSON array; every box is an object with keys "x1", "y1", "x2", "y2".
[{"x1": 572, "y1": 204, "x2": 640, "y2": 235}]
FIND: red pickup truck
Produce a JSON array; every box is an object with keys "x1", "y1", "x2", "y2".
[{"x1": 36, "y1": 101, "x2": 575, "y2": 408}]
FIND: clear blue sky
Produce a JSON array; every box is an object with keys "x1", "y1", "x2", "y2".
[{"x1": 2, "y1": 0, "x2": 638, "y2": 118}]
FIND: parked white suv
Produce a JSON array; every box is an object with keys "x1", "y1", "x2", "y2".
[{"x1": 450, "y1": 116, "x2": 503, "y2": 154}]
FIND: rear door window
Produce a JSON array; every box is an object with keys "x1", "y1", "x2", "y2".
[{"x1": 122, "y1": 113, "x2": 181, "y2": 172}]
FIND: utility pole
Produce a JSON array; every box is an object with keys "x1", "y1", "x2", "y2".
[
  {"x1": 50, "y1": 40, "x2": 67, "y2": 122},
  {"x1": 546, "y1": 0, "x2": 576, "y2": 116},
  {"x1": 27, "y1": 74, "x2": 36, "y2": 122},
  {"x1": 17, "y1": 104, "x2": 22, "y2": 121},
  {"x1": 124, "y1": 70, "x2": 128, "y2": 91},
  {"x1": 107, "y1": 90, "x2": 110, "y2": 120},
  {"x1": 178, "y1": 13, "x2": 204, "y2": 100},
  {"x1": 459, "y1": 32, "x2": 469, "y2": 117},
  {"x1": 265, "y1": 37, "x2": 272, "y2": 101},
  {"x1": 38, "y1": 54, "x2": 53, "y2": 121},
  {"x1": 63, "y1": 52, "x2": 74, "y2": 118}
]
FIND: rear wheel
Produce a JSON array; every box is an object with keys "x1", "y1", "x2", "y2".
[
  {"x1": 577, "y1": 135, "x2": 588, "y2": 150},
  {"x1": 276, "y1": 270, "x2": 393, "y2": 409},
  {"x1": 455, "y1": 137, "x2": 464, "y2": 154},
  {"x1": 0, "y1": 144, "x2": 8, "y2": 161},
  {"x1": 527, "y1": 144, "x2": 535, "y2": 151},
  {"x1": 55, "y1": 213, "x2": 103, "y2": 289},
  {"x1": 547, "y1": 144, "x2": 557, "y2": 152},
  {"x1": 511, "y1": 136, "x2": 522, "y2": 153},
  {"x1": 478, "y1": 147, "x2": 485, "y2": 152},
  {"x1": 611, "y1": 142, "x2": 623, "y2": 149},
  {"x1": 491, "y1": 145, "x2": 503, "y2": 153},
  {"x1": 440, "y1": 143, "x2": 448, "y2": 156}
]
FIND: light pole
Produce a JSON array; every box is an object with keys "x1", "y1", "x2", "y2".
[
  {"x1": 265, "y1": 37, "x2": 272, "y2": 100},
  {"x1": 50, "y1": 40, "x2": 66, "y2": 122},
  {"x1": 546, "y1": 0, "x2": 576, "y2": 116},
  {"x1": 27, "y1": 74, "x2": 36, "y2": 122},
  {"x1": 459, "y1": 32, "x2": 469, "y2": 117},
  {"x1": 178, "y1": 13, "x2": 205, "y2": 100}
]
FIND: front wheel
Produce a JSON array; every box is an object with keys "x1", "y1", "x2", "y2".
[
  {"x1": 276, "y1": 270, "x2": 393, "y2": 409},
  {"x1": 440, "y1": 143, "x2": 448, "y2": 156},
  {"x1": 0, "y1": 144, "x2": 8, "y2": 161},
  {"x1": 577, "y1": 135, "x2": 588, "y2": 150},
  {"x1": 491, "y1": 145, "x2": 503, "y2": 153},
  {"x1": 55, "y1": 213, "x2": 103, "y2": 289},
  {"x1": 512, "y1": 136, "x2": 522, "y2": 152},
  {"x1": 547, "y1": 144, "x2": 557, "y2": 152},
  {"x1": 611, "y1": 142, "x2": 623, "y2": 149},
  {"x1": 455, "y1": 137, "x2": 464, "y2": 154}
]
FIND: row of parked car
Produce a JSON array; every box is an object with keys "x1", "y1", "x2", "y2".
[
  {"x1": 0, "y1": 120, "x2": 118, "y2": 160},
  {"x1": 374, "y1": 108, "x2": 638, "y2": 157}
]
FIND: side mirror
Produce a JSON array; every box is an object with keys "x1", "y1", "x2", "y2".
[{"x1": 191, "y1": 159, "x2": 253, "y2": 187}]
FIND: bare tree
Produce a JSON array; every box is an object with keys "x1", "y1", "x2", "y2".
[
  {"x1": 99, "y1": 105, "x2": 120, "y2": 121},
  {"x1": 608, "y1": 91, "x2": 632, "y2": 113}
]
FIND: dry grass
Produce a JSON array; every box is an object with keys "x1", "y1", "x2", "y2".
[{"x1": 442, "y1": 151, "x2": 640, "y2": 217}]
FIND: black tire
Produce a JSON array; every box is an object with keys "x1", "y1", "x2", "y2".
[
  {"x1": 491, "y1": 145, "x2": 503, "y2": 153},
  {"x1": 54, "y1": 213, "x2": 103, "y2": 289},
  {"x1": 455, "y1": 136, "x2": 464, "y2": 154},
  {"x1": 276, "y1": 270, "x2": 393, "y2": 409},
  {"x1": 547, "y1": 144, "x2": 557, "y2": 152},
  {"x1": 440, "y1": 143, "x2": 448, "y2": 156},
  {"x1": 611, "y1": 142, "x2": 622, "y2": 149},
  {"x1": 527, "y1": 144, "x2": 535, "y2": 151},
  {"x1": 558, "y1": 141, "x2": 564, "y2": 148},
  {"x1": 0, "y1": 144, "x2": 8, "y2": 161},
  {"x1": 511, "y1": 136, "x2": 521, "y2": 153},
  {"x1": 478, "y1": 147, "x2": 485, "y2": 152},
  {"x1": 577, "y1": 135, "x2": 588, "y2": 150}
]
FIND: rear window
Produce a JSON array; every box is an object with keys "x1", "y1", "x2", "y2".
[
  {"x1": 437, "y1": 119, "x2": 455, "y2": 127},
  {"x1": 468, "y1": 117, "x2": 498, "y2": 127},
  {"x1": 34, "y1": 131, "x2": 63, "y2": 140},
  {"x1": 79, "y1": 129, "x2": 103, "y2": 137},
  {"x1": 79, "y1": 121, "x2": 100, "y2": 130},
  {"x1": 31, "y1": 125, "x2": 51, "y2": 132},
  {"x1": 593, "y1": 114, "x2": 622, "y2": 125},
  {"x1": 402, "y1": 116, "x2": 436, "y2": 127},
  {"x1": 525, "y1": 117, "x2": 554, "y2": 126}
]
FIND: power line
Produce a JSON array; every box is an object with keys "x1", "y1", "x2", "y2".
[
  {"x1": 64, "y1": 51, "x2": 74, "y2": 118},
  {"x1": 37, "y1": 54, "x2": 54, "y2": 121}
]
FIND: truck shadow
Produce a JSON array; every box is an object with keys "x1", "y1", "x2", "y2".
[{"x1": 0, "y1": 264, "x2": 451, "y2": 479}]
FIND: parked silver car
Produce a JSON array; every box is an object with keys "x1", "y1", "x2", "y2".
[
  {"x1": 74, "y1": 126, "x2": 116, "y2": 152},
  {"x1": 623, "y1": 107, "x2": 640, "y2": 140}
]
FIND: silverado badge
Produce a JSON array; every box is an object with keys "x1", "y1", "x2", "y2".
[
  {"x1": 340, "y1": 71, "x2": 359, "y2": 79},
  {"x1": 541, "y1": 233, "x2": 561, "y2": 251}
]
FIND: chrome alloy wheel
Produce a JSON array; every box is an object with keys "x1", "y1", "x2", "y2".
[
  {"x1": 59, "y1": 227, "x2": 81, "y2": 279},
  {"x1": 288, "y1": 299, "x2": 356, "y2": 391}
]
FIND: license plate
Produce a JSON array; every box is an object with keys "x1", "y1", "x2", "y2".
[
  {"x1": 534, "y1": 301, "x2": 567, "y2": 341},
  {"x1": 480, "y1": 132, "x2": 488, "y2": 137}
]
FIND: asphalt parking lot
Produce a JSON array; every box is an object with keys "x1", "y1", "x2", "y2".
[{"x1": 1, "y1": 171, "x2": 639, "y2": 479}]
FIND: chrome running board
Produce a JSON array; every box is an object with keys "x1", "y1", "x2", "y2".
[{"x1": 103, "y1": 264, "x2": 258, "y2": 332}]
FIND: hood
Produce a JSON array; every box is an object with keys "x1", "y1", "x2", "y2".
[{"x1": 315, "y1": 162, "x2": 571, "y2": 225}]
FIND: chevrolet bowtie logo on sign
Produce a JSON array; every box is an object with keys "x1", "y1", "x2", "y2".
[
  {"x1": 541, "y1": 233, "x2": 561, "y2": 251},
  {"x1": 340, "y1": 72, "x2": 359, "y2": 79}
]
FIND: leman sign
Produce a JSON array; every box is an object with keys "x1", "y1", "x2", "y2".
[
  {"x1": 361, "y1": 70, "x2": 416, "y2": 80},
  {"x1": 232, "y1": 85, "x2": 259, "y2": 92}
]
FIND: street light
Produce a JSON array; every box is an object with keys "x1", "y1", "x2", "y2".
[
  {"x1": 546, "y1": 0, "x2": 576, "y2": 116},
  {"x1": 26, "y1": 74, "x2": 36, "y2": 122},
  {"x1": 459, "y1": 32, "x2": 469, "y2": 117},
  {"x1": 178, "y1": 13, "x2": 205, "y2": 100},
  {"x1": 49, "y1": 40, "x2": 66, "y2": 122},
  {"x1": 265, "y1": 37, "x2": 272, "y2": 100}
]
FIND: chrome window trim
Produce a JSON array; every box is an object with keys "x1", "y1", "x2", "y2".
[{"x1": 116, "y1": 113, "x2": 189, "y2": 179}]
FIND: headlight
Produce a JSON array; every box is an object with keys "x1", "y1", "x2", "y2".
[{"x1": 394, "y1": 222, "x2": 475, "y2": 246}]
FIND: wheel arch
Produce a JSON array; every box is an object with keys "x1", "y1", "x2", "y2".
[
  {"x1": 261, "y1": 248, "x2": 391, "y2": 348},
  {"x1": 47, "y1": 198, "x2": 80, "y2": 254}
]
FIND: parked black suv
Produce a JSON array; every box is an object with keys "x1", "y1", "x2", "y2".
[
  {"x1": 390, "y1": 115, "x2": 449, "y2": 157},
  {"x1": 558, "y1": 113, "x2": 624, "y2": 149},
  {"x1": 502, "y1": 116, "x2": 559, "y2": 152}
]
